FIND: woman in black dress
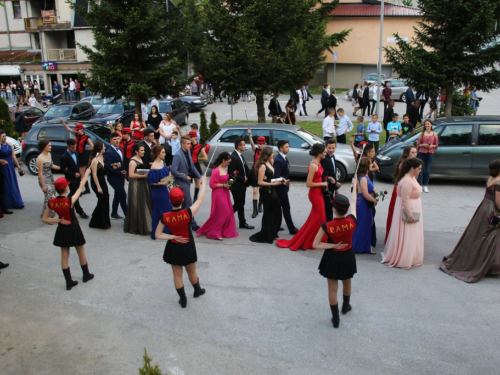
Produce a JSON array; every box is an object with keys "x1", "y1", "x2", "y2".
[
  {"x1": 88, "y1": 142, "x2": 111, "y2": 229},
  {"x1": 42, "y1": 167, "x2": 94, "y2": 290},
  {"x1": 249, "y1": 147, "x2": 283, "y2": 244},
  {"x1": 147, "y1": 105, "x2": 163, "y2": 141},
  {"x1": 313, "y1": 182, "x2": 358, "y2": 329},
  {"x1": 285, "y1": 99, "x2": 296, "y2": 125},
  {"x1": 155, "y1": 177, "x2": 207, "y2": 308}
]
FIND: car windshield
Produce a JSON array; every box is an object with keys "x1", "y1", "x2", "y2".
[
  {"x1": 158, "y1": 102, "x2": 172, "y2": 113},
  {"x1": 97, "y1": 104, "x2": 124, "y2": 114},
  {"x1": 44, "y1": 106, "x2": 72, "y2": 118},
  {"x1": 86, "y1": 124, "x2": 111, "y2": 142},
  {"x1": 297, "y1": 128, "x2": 324, "y2": 144}
]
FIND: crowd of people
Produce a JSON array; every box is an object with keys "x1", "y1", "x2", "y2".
[{"x1": 0, "y1": 90, "x2": 498, "y2": 328}]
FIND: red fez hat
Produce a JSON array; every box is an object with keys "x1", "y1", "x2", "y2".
[
  {"x1": 256, "y1": 136, "x2": 266, "y2": 144},
  {"x1": 188, "y1": 131, "x2": 198, "y2": 138},
  {"x1": 74, "y1": 123, "x2": 84, "y2": 130},
  {"x1": 54, "y1": 177, "x2": 71, "y2": 191},
  {"x1": 331, "y1": 194, "x2": 350, "y2": 211},
  {"x1": 122, "y1": 127, "x2": 132, "y2": 134},
  {"x1": 169, "y1": 187, "x2": 184, "y2": 205}
]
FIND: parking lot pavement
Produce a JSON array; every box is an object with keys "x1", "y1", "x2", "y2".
[
  {"x1": 0, "y1": 173, "x2": 498, "y2": 374},
  {"x1": 185, "y1": 87, "x2": 500, "y2": 126}
]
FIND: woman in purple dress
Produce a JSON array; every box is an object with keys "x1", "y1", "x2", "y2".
[{"x1": 0, "y1": 129, "x2": 24, "y2": 209}]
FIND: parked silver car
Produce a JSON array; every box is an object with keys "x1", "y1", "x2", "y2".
[
  {"x1": 204, "y1": 124, "x2": 356, "y2": 182},
  {"x1": 347, "y1": 78, "x2": 414, "y2": 102},
  {"x1": 6, "y1": 136, "x2": 21, "y2": 158}
]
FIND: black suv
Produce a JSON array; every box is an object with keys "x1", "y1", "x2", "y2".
[
  {"x1": 147, "y1": 99, "x2": 189, "y2": 125},
  {"x1": 33, "y1": 102, "x2": 96, "y2": 126},
  {"x1": 23, "y1": 122, "x2": 111, "y2": 175},
  {"x1": 89, "y1": 101, "x2": 135, "y2": 127}
]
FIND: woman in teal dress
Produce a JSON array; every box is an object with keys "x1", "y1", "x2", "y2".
[
  {"x1": 147, "y1": 145, "x2": 172, "y2": 239},
  {"x1": 352, "y1": 158, "x2": 378, "y2": 254}
]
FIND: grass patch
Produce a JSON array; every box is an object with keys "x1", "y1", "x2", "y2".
[{"x1": 223, "y1": 120, "x2": 389, "y2": 145}]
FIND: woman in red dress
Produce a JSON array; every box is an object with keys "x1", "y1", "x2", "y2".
[{"x1": 277, "y1": 143, "x2": 327, "y2": 251}]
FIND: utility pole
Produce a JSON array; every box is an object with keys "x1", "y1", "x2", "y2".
[{"x1": 376, "y1": 0, "x2": 385, "y2": 116}]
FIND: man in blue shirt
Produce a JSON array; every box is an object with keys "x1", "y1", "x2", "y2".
[
  {"x1": 336, "y1": 108, "x2": 354, "y2": 144},
  {"x1": 366, "y1": 114, "x2": 383, "y2": 152},
  {"x1": 52, "y1": 81, "x2": 61, "y2": 96},
  {"x1": 386, "y1": 113, "x2": 403, "y2": 141}
]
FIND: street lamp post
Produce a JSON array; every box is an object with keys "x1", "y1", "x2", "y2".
[{"x1": 376, "y1": 0, "x2": 385, "y2": 116}]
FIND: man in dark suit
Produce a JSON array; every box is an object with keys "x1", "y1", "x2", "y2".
[
  {"x1": 268, "y1": 92, "x2": 282, "y2": 123},
  {"x1": 405, "y1": 85, "x2": 415, "y2": 114},
  {"x1": 228, "y1": 138, "x2": 254, "y2": 229},
  {"x1": 141, "y1": 128, "x2": 155, "y2": 166},
  {"x1": 416, "y1": 90, "x2": 428, "y2": 119},
  {"x1": 316, "y1": 83, "x2": 330, "y2": 118},
  {"x1": 321, "y1": 139, "x2": 341, "y2": 221},
  {"x1": 104, "y1": 132, "x2": 127, "y2": 219},
  {"x1": 328, "y1": 89, "x2": 339, "y2": 119},
  {"x1": 171, "y1": 135, "x2": 201, "y2": 230},
  {"x1": 362, "y1": 83, "x2": 371, "y2": 116},
  {"x1": 301, "y1": 86, "x2": 311, "y2": 116},
  {"x1": 273, "y1": 140, "x2": 298, "y2": 234},
  {"x1": 383, "y1": 100, "x2": 395, "y2": 143},
  {"x1": 60, "y1": 139, "x2": 89, "y2": 219}
]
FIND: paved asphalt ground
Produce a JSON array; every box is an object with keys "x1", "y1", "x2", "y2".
[{"x1": 0, "y1": 89, "x2": 499, "y2": 374}]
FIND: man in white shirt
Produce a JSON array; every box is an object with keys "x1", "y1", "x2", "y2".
[
  {"x1": 141, "y1": 102, "x2": 148, "y2": 124},
  {"x1": 69, "y1": 78, "x2": 76, "y2": 101},
  {"x1": 371, "y1": 84, "x2": 378, "y2": 115},
  {"x1": 322, "y1": 108, "x2": 336, "y2": 141},
  {"x1": 295, "y1": 87, "x2": 305, "y2": 117},
  {"x1": 336, "y1": 108, "x2": 354, "y2": 144},
  {"x1": 150, "y1": 97, "x2": 159, "y2": 109}
]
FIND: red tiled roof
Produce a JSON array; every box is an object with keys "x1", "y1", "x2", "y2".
[{"x1": 330, "y1": 4, "x2": 422, "y2": 18}]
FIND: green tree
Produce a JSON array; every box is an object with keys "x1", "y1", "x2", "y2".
[
  {"x1": 138, "y1": 348, "x2": 162, "y2": 375},
  {"x1": 385, "y1": 0, "x2": 500, "y2": 116},
  {"x1": 193, "y1": 0, "x2": 350, "y2": 122},
  {"x1": 199, "y1": 111, "x2": 209, "y2": 143},
  {"x1": 209, "y1": 111, "x2": 220, "y2": 137},
  {"x1": 71, "y1": 0, "x2": 190, "y2": 113},
  {"x1": 0, "y1": 98, "x2": 16, "y2": 138}
]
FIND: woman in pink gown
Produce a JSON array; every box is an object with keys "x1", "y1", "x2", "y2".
[
  {"x1": 197, "y1": 152, "x2": 238, "y2": 240},
  {"x1": 277, "y1": 143, "x2": 327, "y2": 251},
  {"x1": 382, "y1": 158, "x2": 424, "y2": 269}
]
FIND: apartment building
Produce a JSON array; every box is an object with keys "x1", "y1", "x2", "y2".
[
  {"x1": 0, "y1": 0, "x2": 94, "y2": 94},
  {"x1": 311, "y1": 0, "x2": 422, "y2": 89}
]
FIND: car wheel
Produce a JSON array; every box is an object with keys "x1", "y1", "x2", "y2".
[
  {"x1": 400, "y1": 93, "x2": 406, "y2": 102},
  {"x1": 27, "y1": 155, "x2": 39, "y2": 175},
  {"x1": 335, "y1": 162, "x2": 346, "y2": 184},
  {"x1": 41, "y1": 102, "x2": 48, "y2": 108},
  {"x1": 182, "y1": 113, "x2": 188, "y2": 125}
]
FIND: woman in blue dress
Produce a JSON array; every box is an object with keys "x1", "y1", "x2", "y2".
[
  {"x1": 352, "y1": 157, "x2": 378, "y2": 254},
  {"x1": 147, "y1": 145, "x2": 172, "y2": 240},
  {"x1": 0, "y1": 129, "x2": 24, "y2": 209}
]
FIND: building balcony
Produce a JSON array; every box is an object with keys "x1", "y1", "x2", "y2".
[
  {"x1": 24, "y1": 17, "x2": 43, "y2": 31},
  {"x1": 47, "y1": 49, "x2": 77, "y2": 61}
]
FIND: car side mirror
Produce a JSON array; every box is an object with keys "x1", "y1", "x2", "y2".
[{"x1": 301, "y1": 143, "x2": 310, "y2": 149}]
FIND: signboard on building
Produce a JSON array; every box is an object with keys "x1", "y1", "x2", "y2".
[
  {"x1": 42, "y1": 62, "x2": 58, "y2": 71},
  {"x1": 387, "y1": 36, "x2": 408, "y2": 43},
  {"x1": 333, "y1": 52, "x2": 338, "y2": 62}
]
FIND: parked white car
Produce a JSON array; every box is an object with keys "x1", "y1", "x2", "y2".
[{"x1": 6, "y1": 136, "x2": 22, "y2": 158}]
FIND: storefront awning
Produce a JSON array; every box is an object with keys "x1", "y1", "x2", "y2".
[{"x1": 0, "y1": 65, "x2": 21, "y2": 76}]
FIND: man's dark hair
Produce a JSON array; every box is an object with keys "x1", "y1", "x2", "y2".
[
  {"x1": 66, "y1": 138, "x2": 76, "y2": 146},
  {"x1": 110, "y1": 132, "x2": 120, "y2": 139},
  {"x1": 326, "y1": 138, "x2": 337, "y2": 145},
  {"x1": 279, "y1": 111, "x2": 286, "y2": 117},
  {"x1": 234, "y1": 138, "x2": 244, "y2": 149},
  {"x1": 143, "y1": 128, "x2": 154, "y2": 137},
  {"x1": 277, "y1": 140, "x2": 289, "y2": 150}
]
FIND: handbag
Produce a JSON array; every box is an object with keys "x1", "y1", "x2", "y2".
[
  {"x1": 163, "y1": 142, "x2": 172, "y2": 156},
  {"x1": 402, "y1": 209, "x2": 420, "y2": 222}
]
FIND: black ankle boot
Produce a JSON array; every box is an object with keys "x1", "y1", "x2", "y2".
[
  {"x1": 62, "y1": 268, "x2": 78, "y2": 291},
  {"x1": 330, "y1": 304, "x2": 340, "y2": 328},
  {"x1": 176, "y1": 286, "x2": 187, "y2": 308},
  {"x1": 341, "y1": 295, "x2": 352, "y2": 315},
  {"x1": 258, "y1": 201, "x2": 263, "y2": 213},
  {"x1": 193, "y1": 188, "x2": 200, "y2": 203},
  {"x1": 192, "y1": 278, "x2": 206, "y2": 298},
  {"x1": 251, "y1": 199, "x2": 258, "y2": 218},
  {"x1": 81, "y1": 263, "x2": 94, "y2": 283}
]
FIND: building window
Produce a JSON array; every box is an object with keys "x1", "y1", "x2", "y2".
[
  {"x1": 12, "y1": 1, "x2": 22, "y2": 19},
  {"x1": 88, "y1": 0, "x2": 101, "y2": 12}
]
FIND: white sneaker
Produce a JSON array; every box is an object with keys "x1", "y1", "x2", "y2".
[{"x1": 423, "y1": 186, "x2": 429, "y2": 193}]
